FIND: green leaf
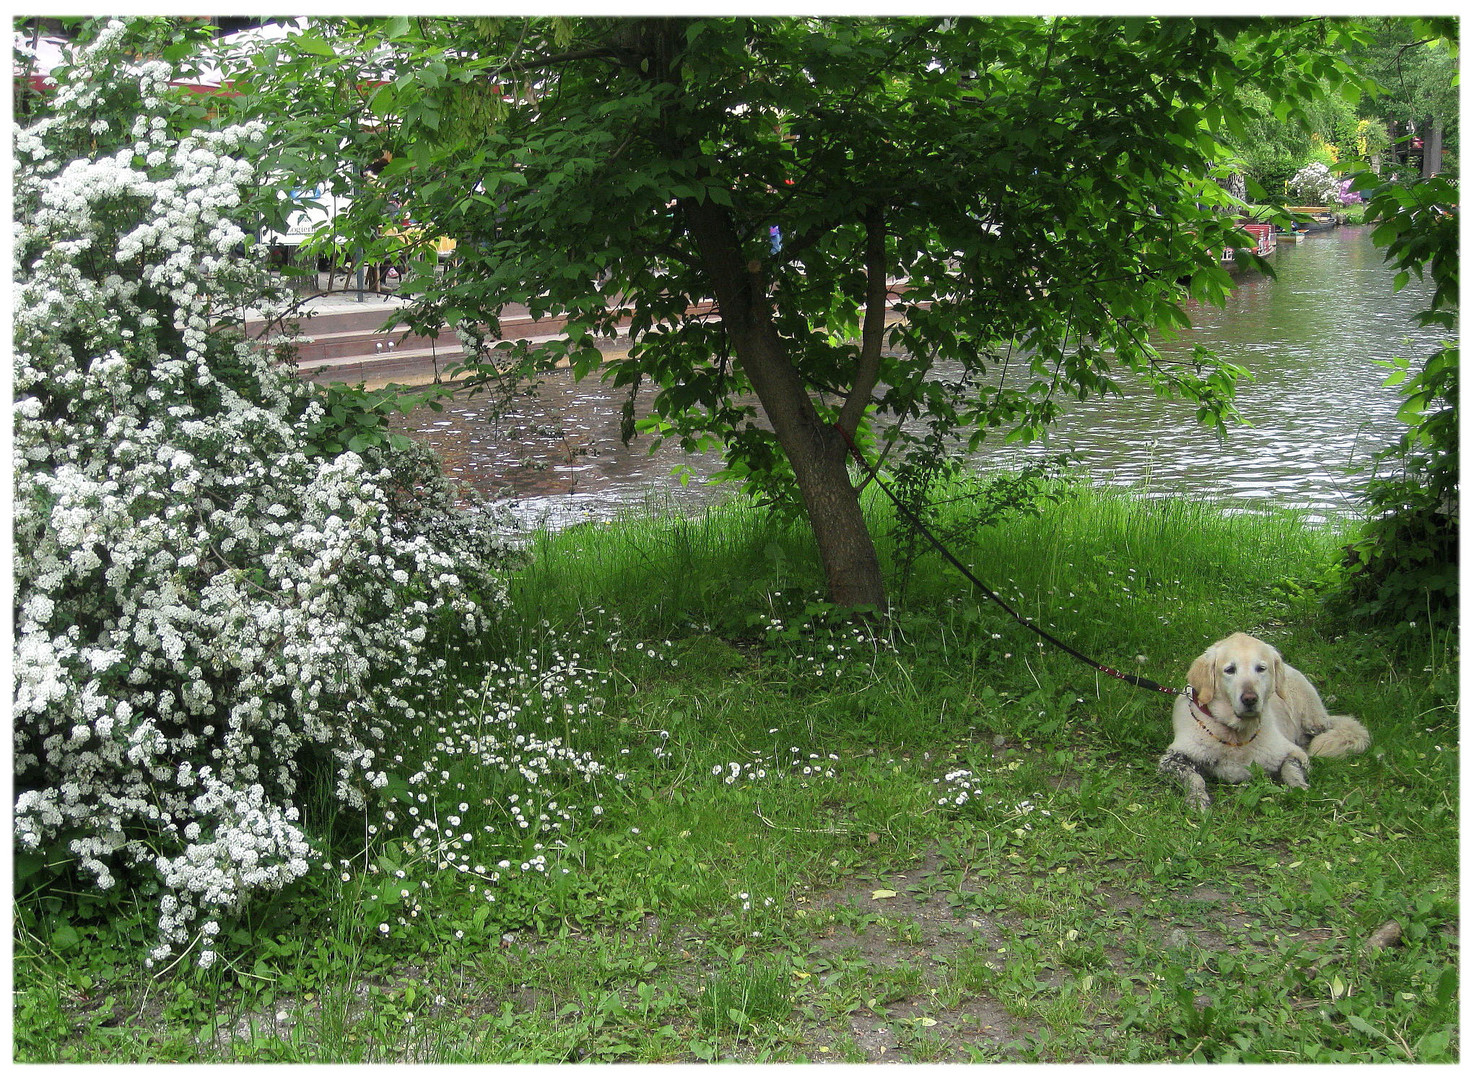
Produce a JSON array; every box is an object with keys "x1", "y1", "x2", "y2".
[
  {"x1": 14, "y1": 849, "x2": 48, "y2": 884},
  {"x1": 293, "y1": 33, "x2": 336, "y2": 58},
  {"x1": 1433, "y1": 965, "x2": 1457, "y2": 1007},
  {"x1": 379, "y1": 773, "x2": 413, "y2": 804},
  {"x1": 1369, "y1": 221, "x2": 1402, "y2": 247},
  {"x1": 1416, "y1": 1029, "x2": 1451, "y2": 1058}
]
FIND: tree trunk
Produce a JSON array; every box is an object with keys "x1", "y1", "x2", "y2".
[
  {"x1": 680, "y1": 196, "x2": 888, "y2": 610},
  {"x1": 633, "y1": 18, "x2": 887, "y2": 609},
  {"x1": 1423, "y1": 117, "x2": 1444, "y2": 177}
]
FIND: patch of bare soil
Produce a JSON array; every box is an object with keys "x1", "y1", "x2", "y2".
[
  {"x1": 793, "y1": 854, "x2": 1037, "y2": 1061},
  {"x1": 766, "y1": 845, "x2": 1354, "y2": 1062}
]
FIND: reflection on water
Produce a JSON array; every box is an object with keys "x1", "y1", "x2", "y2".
[
  {"x1": 1006, "y1": 227, "x2": 1446, "y2": 519},
  {"x1": 396, "y1": 369, "x2": 732, "y2": 531},
  {"x1": 396, "y1": 227, "x2": 1449, "y2": 528}
]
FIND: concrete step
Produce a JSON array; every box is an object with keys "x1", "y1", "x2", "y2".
[
  {"x1": 246, "y1": 302, "x2": 585, "y2": 363},
  {"x1": 299, "y1": 333, "x2": 634, "y2": 388},
  {"x1": 245, "y1": 295, "x2": 712, "y2": 386},
  {"x1": 292, "y1": 313, "x2": 584, "y2": 363},
  {"x1": 244, "y1": 303, "x2": 410, "y2": 339},
  {"x1": 300, "y1": 346, "x2": 468, "y2": 387},
  {"x1": 244, "y1": 298, "x2": 544, "y2": 338},
  {"x1": 294, "y1": 325, "x2": 459, "y2": 363}
]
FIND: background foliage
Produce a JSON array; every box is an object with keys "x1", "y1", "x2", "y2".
[
  {"x1": 1331, "y1": 169, "x2": 1459, "y2": 625},
  {"x1": 209, "y1": 15, "x2": 1379, "y2": 609}
]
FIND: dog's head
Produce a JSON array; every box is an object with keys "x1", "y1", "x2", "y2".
[{"x1": 1187, "y1": 632, "x2": 1284, "y2": 719}]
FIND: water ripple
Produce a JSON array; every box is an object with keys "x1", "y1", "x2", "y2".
[{"x1": 397, "y1": 228, "x2": 1450, "y2": 526}]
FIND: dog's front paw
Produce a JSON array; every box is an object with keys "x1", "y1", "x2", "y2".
[
  {"x1": 1160, "y1": 750, "x2": 1212, "y2": 812},
  {"x1": 1278, "y1": 754, "x2": 1310, "y2": 790}
]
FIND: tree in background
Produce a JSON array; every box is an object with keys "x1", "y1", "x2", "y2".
[
  {"x1": 225, "y1": 16, "x2": 1368, "y2": 610},
  {"x1": 1216, "y1": 17, "x2": 1454, "y2": 203},
  {"x1": 1353, "y1": 18, "x2": 1459, "y2": 178},
  {"x1": 1225, "y1": 82, "x2": 1367, "y2": 202},
  {"x1": 1322, "y1": 16, "x2": 1458, "y2": 627}
]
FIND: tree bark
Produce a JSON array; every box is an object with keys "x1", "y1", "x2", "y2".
[
  {"x1": 680, "y1": 195, "x2": 888, "y2": 610},
  {"x1": 838, "y1": 204, "x2": 889, "y2": 435},
  {"x1": 629, "y1": 18, "x2": 887, "y2": 609},
  {"x1": 1423, "y1": 117, "x2": 1444, "y2": 177}
]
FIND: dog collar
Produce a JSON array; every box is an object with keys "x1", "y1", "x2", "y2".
[{"x1": 1189, "y1": 696, "x2": 1259, "y2": 748}]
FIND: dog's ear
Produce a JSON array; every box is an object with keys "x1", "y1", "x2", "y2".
[
  {"x1": 1267, "y1": 645, "x2": 1286, "y2": 697},
  {"x1": 1187, "y1": 646, "x2": 1218, "y2": 707}
]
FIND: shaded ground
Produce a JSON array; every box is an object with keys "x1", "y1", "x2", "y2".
[
  {"x1": 63, "y1": 838, "x2": 1397, "y2": 1065},
  {"x1": 48, "y1": 738, "x2": 1443, "y2": 1063}
]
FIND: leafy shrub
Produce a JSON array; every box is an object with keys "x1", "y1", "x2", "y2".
[
  {"x1": 12, "y1": 22, "x2": 506, "y2": 966},
  {"x1": 884, "y1": 446, "x2": 1078, "y2": 598},
  {"x1": 1332, "y1": 171, "x2": 1459, "y2": 626},
  {"x1": 1242, "y1": 155, "x2": 1299, "y2": 203}
]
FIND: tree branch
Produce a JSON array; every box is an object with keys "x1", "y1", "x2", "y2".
[
  {"x1": 495, "y1": 45, "x2": 626, "y2": 76},
  {"x1": 839, "y1": 204, "x2": 889, "y2": 433}
]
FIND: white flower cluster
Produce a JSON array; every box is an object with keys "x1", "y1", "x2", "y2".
[
  {"x1": 386, "y1": 640, "x2": 617, "y2": 873},
  {"x1": 709, "y1": 747, "x2": 840, "y2": 786},
  {"x1": 934, "y1": 767, "x2": 991, "y2": 808},
  {"x1": 1288, "y1": 162, "x2": 1342, "y2": 206},
  {"x1": 933, "y1": 767, "x2": 1052, "y2": 835},
  {"x1": 757, "y1": 595, "x2": 897, "y2": 681},
  {"x1": 13, "y1": 23, "x2": 507, "y2": 965}
]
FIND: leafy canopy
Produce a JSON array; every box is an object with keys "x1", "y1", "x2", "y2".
[{"x1": 224, "y1": 18, "x2": 1367, "y2": 499}]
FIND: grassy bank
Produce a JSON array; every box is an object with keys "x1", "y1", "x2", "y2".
[{"x1": 14, "y1": 484, "x2": 1459, "y2": 1063}]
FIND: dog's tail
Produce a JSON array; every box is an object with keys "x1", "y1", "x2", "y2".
[{"x1": 1308, "y1": 715, "x2": 1371, "y2": 758}]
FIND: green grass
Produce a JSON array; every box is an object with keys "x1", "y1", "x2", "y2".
[{"x1": 13, "y1": 481, "x2": 1458, "y2": 1063}]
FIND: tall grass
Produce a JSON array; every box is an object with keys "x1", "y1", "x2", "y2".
[
  {"x1": 508, "y1": 496, "x2": 817, "y2": 630},
  {"x1": 938, "y1": 486, "x2": 1349, "y2": 643},
  {"x1": 503, "y1": 474, "x2": 1381, "y2": 764},
  {"x1": 511, "y1": 474, "x2": 1352, "y2": 647}
]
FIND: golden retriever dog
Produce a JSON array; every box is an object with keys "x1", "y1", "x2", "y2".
[{"x1": 1158, "y1": 632, "x2": 1370, "y2": 811}]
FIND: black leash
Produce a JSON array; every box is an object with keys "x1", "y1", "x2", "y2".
[{"x1": 834, "y1": 423, "x2": 1189, "y2": 703}]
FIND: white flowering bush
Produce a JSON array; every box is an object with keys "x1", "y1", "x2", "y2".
[
  {"x1": 13, "y1": 22, "x2": 506, "y2": 965},
  {"x1": 1288, "y1": 162, "x2": 1342, "y2": 205}
]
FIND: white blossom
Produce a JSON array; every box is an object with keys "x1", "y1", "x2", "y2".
[{"x1": 13, "y1": 22, "x2": 508, "y2": 970}]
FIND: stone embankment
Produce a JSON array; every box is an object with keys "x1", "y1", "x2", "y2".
[
  {"x1": 243, "y1": 283, "x2": 899, "y2": 390},
  {"x1": 243, "y1": 295, "x2": 611, "y2": 389}
]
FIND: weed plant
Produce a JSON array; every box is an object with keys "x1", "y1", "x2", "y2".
[{"x1": 15, "y1": 479, "x2": 1458, "y2": 1064}]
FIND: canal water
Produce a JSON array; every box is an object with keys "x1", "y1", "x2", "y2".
[{"x1": 398, "y1": 227, "x2": 1448, "y2": 529}]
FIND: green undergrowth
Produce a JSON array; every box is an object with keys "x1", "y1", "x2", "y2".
[{"x1": 15, "y1": 481, "x2": 1458, "y2": 1063}]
